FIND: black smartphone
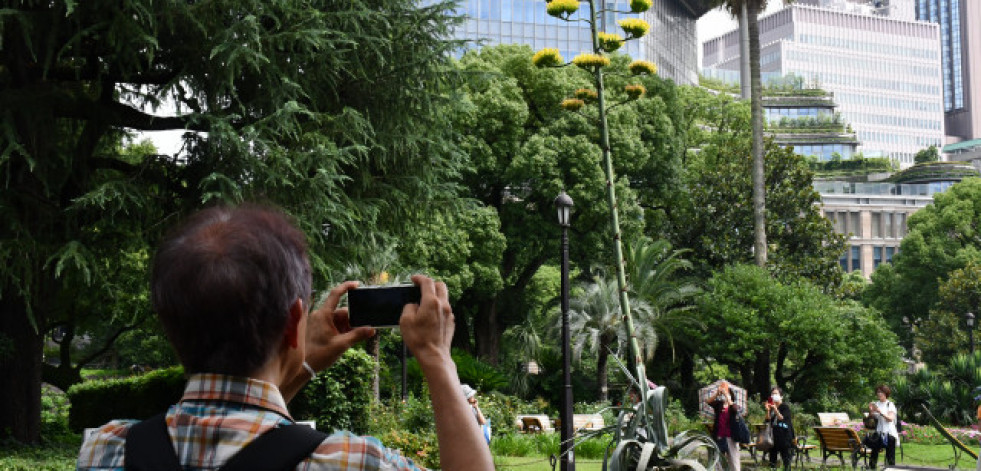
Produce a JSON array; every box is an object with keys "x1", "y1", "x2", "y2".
[{"x1": 347, "y1": 285, "x2": 422, "y2": 327}]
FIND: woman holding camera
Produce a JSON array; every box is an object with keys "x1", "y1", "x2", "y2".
[
  {"x1": 867, "y1": 384, "x2": 900, "y2": 468},
  {"x1": 764, "y1": 387, "x2": 795, "y2": 471},
  {"x1": 706, "y1": 381, "x2": 742, "y2": 471}
]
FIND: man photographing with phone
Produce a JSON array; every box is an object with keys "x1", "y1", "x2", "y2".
[{"x1": 77, "y1": 204, "x2": 494, "y2": 470}]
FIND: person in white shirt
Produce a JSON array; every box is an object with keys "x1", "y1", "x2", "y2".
[{"x1": 868, "y1": 384, "x2": 900, "y2": 468}]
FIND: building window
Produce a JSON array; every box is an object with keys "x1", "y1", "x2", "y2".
[
  {"x1": 851, "y1": 246, "x2": 861, "y2": 272},
  {"x1": 871, "y1": 212, "x2": 881, "y2": 238},
  {"x1": 848, "y1": 211, "x2": 861, "y2": 237},
  {"x1": 874, "y1": 246, "x2": 883, "y2": 268}
]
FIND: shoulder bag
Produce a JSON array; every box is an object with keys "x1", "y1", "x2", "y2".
[{"x1": 756, "y1": 422, "x2": 774, "y2": 452}]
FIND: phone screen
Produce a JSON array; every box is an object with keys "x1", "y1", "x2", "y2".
[{"x1": 347, "y1": 285, "x2": 422, "y2": 327}]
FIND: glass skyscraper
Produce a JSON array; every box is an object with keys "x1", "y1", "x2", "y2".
[
  {"x1": 450, "y1": 0, "x2": 713, "y2": 86},
  {"x1": 915, "y1": 0, "x2": 981, "y2": 140}
]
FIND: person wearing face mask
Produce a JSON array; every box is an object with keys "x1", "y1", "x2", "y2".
[{"x1": 764, "y1": 387, "x2": 795, "y2": 471}]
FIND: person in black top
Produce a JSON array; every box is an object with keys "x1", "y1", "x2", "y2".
[
  {"x1": 706, "y1": 381, "x2": 742, "y2": 471},
  {"x1": 764, "y1": 387, "x2": 795, "y2": 471}
]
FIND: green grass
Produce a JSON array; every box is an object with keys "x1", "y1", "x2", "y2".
[
  {"x1": 4, "y1": 437, "x2": 978, "y2": 470},
  {"x1": 0, "y1": 438, "x2": 80, "y2": 471}
]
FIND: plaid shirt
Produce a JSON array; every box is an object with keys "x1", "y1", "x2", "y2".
[{"x1": 77, "y1": 373, "x2": 423, "y2": 470}]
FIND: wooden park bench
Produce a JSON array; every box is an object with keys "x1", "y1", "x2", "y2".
[
  {"x1": 516, "y1": 414, "x2": 554, "y2": 433},
  {"x1": 572, "y1": 413, "x2": 605, "y2": 432},
  {"x1": 812, "y1": 426, "x2": 868, "y2": 468},
  {"x1": 921, "y1": 404, "x2": 978, "y2": 469}
]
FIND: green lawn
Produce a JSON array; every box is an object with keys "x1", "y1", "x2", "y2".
[{"x1": 3, "y1": 439, "x2": 978, "y2": 470}]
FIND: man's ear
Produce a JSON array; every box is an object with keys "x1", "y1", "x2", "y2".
[{"x1": 284, "y1": 298, "x2": 304, "y2": 349}]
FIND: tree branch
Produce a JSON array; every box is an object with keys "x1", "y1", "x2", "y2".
[{"x1": 76, "y1": 324, "x2": 140, "y2": 368}]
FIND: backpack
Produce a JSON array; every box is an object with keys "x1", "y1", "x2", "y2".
[{"x1": 124, "y1": 413, "x2": 328, "y2": 471}]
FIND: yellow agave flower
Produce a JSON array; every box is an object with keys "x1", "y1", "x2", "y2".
[
  {"x1": 618, "y1": 18, "x2": 650, "y2": 38},
  {"x1": 598, "y1": 32, "x2": 624, "y2": 53},
  {"x1": 574, "y1": 88, "x2": 598, "y2": 101},
  {"x1": 624, "y1": 84, "x2": 646, "y2": 99},
  {"x1": 546, "y1": 0, "x2": 579, "y2": 17},
  {"x1": 532, "y1": 48, "x2": 564, "y2": 67},
  {"x1": 561, "y1": 98, "x2": 585, "y2": 111},
  {"x1": 630, "y1": 0, "x2": 653, "y2": 13},
  {"x1": 572, "y1": 53, "x2": 610, "y2": 69},
  {"x1": 628, "y1": 59, "x2": 657, "y2": 75}
]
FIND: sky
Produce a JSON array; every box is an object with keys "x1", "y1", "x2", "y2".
[
  {"x1": 142, "y1": 3, "x2": 790, "y2": 155},
  {"x1": 697, "y1": 2, "x2": 787, "y2": 64}
]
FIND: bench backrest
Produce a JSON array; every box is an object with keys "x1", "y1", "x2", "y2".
[
  {"x1": 817, "y1": 413, "x2": 851, "y2": 426},
  {"x1": 516, "y1": 414, "x2": 554, "y2": 432},
  {"x1": 813, "y1": 427, "x2": 861, "y2": 451},
  {"x1": 572, "y1": 413, "x2": 605, "y2": 431}
]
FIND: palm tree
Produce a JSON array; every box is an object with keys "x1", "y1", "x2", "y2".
[
  {"x1": 623, "y1": 238, "x2": 700, "y2": 353},
  {"x1": 567, "y1": 275, "x2": 655, "y2": 402},
  {"x1": 709, "y1": 0, "x2": 791, "y2": 267}
]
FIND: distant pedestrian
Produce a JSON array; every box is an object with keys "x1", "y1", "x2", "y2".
[
  {"x1": 706, "y1": 381, "x2": 742, "y2": 471},
  {"x1": 764, "y1": 387, "x2": 795, "y2": 471},
  {"x1": 462, "y1": 384, "x2": 490, "y2": 444},
  {"x1": 867, "y1": 384, "x2": 900, "y2": 468}
]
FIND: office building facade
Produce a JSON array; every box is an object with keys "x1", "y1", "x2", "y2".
[
  {"x1": 915, "y1": 0, "x2": 981, "y2": 141},
  {"x1": 452, "y1": 0, "x2": 713, "y2": 86},
  {"x1": 702, "y1": 3, "x2": 945, "y2": 166}
]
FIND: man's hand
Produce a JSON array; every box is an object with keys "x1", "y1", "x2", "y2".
[
  {"x1": 400, "y1": 274, "x2": 454, "y2": 369},
  {"x1": 305, "y1": 281, "x2": 376, "y2": 372}
]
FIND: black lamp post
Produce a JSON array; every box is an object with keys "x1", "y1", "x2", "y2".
[
  {"x1": 966, "y1": 312, "x2": 975, "y2": 355},
  {"x1": 555, "y1": 191, "x2": 575, "y2": 471}
]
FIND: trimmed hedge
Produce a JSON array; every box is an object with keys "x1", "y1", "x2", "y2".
[
  {"x1": 68, "y1": 349, "x2": 375, "y2": 434},
  {"x1": 290, "y1": 349, "x2": 375, "y2": 434},
  {"x1": 67, "y1": 366, "x2": 185, "y2": 432}
]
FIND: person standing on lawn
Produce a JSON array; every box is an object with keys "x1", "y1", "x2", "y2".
[
  {"x1": 707, "y1": 381, "x2": 742, "y2": 471},
  {"x1": 868, "y1": 384, "x2": 900, "y2": 468},
  {"x1": 764, "y1": 387, "x2": 794, "y2": 471}
]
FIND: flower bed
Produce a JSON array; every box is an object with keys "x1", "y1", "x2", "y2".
[{"x1": 828, "y1": 420, "x2": 981, "y2": 446}]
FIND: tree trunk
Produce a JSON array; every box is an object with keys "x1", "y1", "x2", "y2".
[
  {"x1": 597, "y1": 337, "x2": 610, "y2": 402},
  {"x1": 752, "y1": 349, "x2": 771, "y2": 400},
  {"x1": 474, "y1": 298, "x2": 501, "y2": 365},
  {"x1": 739, "y1": 3, "x2": 751, "y2": 100},
  {"x1": 366, "y1": 334, "x2": 380, "y2": 402},
  {"x1": 451, "y1": 302, "x2": 473, "y2": 354},
  {"x1": 748, "y1": 1, "x2": 767, "y2": 267},
  {"x1": 0, "y1": 292, "x2": 43, "y2": 444}
]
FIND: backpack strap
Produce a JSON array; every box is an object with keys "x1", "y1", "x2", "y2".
[
  {"x1": 124, "y1": 412, "x2": 328, "y2": 471},
  {"x1": 125, "y1": 413, "x2": 180, "y2": 471},
  {"x1": 219, "y1": 423, "x2": 328, "y2": 471}
]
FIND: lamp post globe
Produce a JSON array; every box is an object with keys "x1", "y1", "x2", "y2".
[{"x1": 555, "y1": 191, "x2": 573, "y2": 227}]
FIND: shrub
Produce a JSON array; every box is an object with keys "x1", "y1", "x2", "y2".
[
  {"x1": 491, "y1": 432, "x2": 538, "y2": 457},
  {"x1": 375, "y1": 429, "x2": 440, "y2": 469},
  {"x1": 290, "y1": 349, "x2": 374, "y2": 434},
  {"x1": 67, "y1": 366, "x2": 185, "y2": 431}
]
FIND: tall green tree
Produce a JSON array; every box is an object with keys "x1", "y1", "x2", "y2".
[
  {"x1": 693, "y1": 264, "x2": 901, "y2": 402},
  {"x1": 865, "y1": 178, "x2": 981, "y2": 336},
  {"x1": 1, "y1": 0, "x2": 464, "y2": 443},
  {"x1": 453, "y1": 45, "x2": 684, "y2": 362},
  {"x1": 707, "y1": 0, "x2": 777, "y2": 267},
  {"x1": 911, "y1": 261, "x2": 981, "y2": 365},
  {"x1": 670, "y1": 87, "x2": 845, "y2": 289}
]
